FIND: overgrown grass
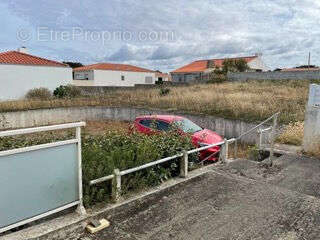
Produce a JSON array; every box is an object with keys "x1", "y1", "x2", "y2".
[
  {"x1": 307, "y1": 143, "x2": 320, "y2": 158},
  {"x1": 0, "y1": 80, "x2": 314, "y2": 124},
  {"x1": 276, "y1": 121, "x2": 304, "y2": 146}
]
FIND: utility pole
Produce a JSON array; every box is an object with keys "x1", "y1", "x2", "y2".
[{"x1": 308, "y1": 52, "x2": 311, "y2": 69}]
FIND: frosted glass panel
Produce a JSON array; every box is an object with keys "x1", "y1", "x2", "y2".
[{"x1": 0, "y1": 143, "x2": 79, "y2": 229}]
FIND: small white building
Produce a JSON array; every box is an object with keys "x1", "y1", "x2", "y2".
[
  {"x1": 73, "y1": 63, "x2": 156, "y2": 87},
  {"x1": 0, "y1": 48, "x2": 72, "y2": 100}
]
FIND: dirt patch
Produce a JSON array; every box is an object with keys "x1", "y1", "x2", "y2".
[
  {"x1": 258, "y1": 162, "x2": 283, "y2": 178},
  {"x1": 83, "y1": 120, "x2": 131, "y2": 135}
]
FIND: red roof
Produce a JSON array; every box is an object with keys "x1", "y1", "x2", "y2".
[
  {"x1": 74, "y1": 63, "x2": 155, "y2": 73},
  {"x1": 0, "y1": 51, "x2": 68, "y2": 67},
  {"x1": 171, "y1": 56, "x2": 258, "y2": 73}
]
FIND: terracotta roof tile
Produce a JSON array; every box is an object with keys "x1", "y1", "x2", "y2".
[
  {"x1": 0, "y1": 51, "x2": 68, "y2": 67},
  {"x1": 74, "y1": 63, "x2": 155, "y2": 73},
  {"x1": 171, "y1": 56, "x2": 258, "y2": 73}
]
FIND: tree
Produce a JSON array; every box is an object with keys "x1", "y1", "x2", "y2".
[
  {"x1": 235, "y1": 59, "x2": 249, "y2": 72},
  {"x1": 63, "y1": 61, "x2": 84, "y2": 69},
  {"x1": 222, "y1": 59, "x2": 249, "y2": 73}
]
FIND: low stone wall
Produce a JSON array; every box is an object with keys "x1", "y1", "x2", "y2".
[
  {"x1": 78, "y1": 82, "x2": 188, "y2": 96},
  {"x1": 228, "y1": 70, "x2": 320, "y2": 81},
  {"x1": 0, "y1": 106, "x2": 272, "y2": 144}
]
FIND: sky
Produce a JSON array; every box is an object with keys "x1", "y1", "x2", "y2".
[{"x1": 1, "y1": 0, "x2": 320, "y2": 72}]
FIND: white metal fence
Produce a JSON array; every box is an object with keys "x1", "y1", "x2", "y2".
[
  {"x1": 90, "y1": 138, "x2": 236, "y2": 202},
  {"x1": 0, "y1": 122, "x2": 86, "y2": 233}
]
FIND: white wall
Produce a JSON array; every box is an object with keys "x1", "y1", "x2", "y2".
[
  {"x1": 303, "y1": 84, "x2": 320, "y2": 152},
  {"x1": 0, "y1": 64, "x2": 72, "y2": 100},
  {"x1": 73, "y1": 70, "x2": 155, "y2": 87},
  {"x1": 248, "y1": 57, "x2": 269, "y2": 71}
]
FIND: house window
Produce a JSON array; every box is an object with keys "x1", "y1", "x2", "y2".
[
  {"x1": 121, "y1": 75, "x2": 125, "y2": 81},
  {"x1": 145, "y1": 76, "x2": 153, "y2": 84},
  {"x1": 75, "y1": 73, "x2": 89, "y2": 80}
]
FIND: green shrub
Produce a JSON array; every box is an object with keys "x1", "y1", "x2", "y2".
[
  {"x1": 82, "y1": 131, "x2": 197, "y2": 206},
  {"x1": 159, "y1": 88, "x2": 170, "y2": 96},
  {"x1": 25, "y1": 88, "x2": 52, "y2": 100},
  {"x1": 53, "y1": 85, "x2": 82, "y2": 98}
]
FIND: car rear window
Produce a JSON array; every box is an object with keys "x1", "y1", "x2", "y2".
[
  {"x1": 139, "y1": 119, "x2": 170, "y2": 131},
  {"x1": 139, "y1": 119, "x2": 152, "y2": 127}
]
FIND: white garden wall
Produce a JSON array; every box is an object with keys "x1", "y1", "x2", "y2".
[{"x1": 0, "y1": 64, "x2": 72, "y2": 100}]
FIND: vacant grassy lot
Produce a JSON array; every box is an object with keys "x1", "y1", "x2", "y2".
[{"x1": 0, "y1": 80, "x2": 312, "y2": 124}]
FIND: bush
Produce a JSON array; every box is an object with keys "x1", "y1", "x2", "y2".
[
  {"x1": 53, "y1": 85, "x2": 82, "y2": 98},
  {"x1": 159, "y1": 88, "x2": 170, "y2": 96},
  {"x1": 25, "y1": 88, "x2": 52, "y2": 100},
  {"x1": 207, "y1": 71, "x2": 227, "y2": 84},
  {"x1": 82, "y1": 131, "x2": 197, "y2": 206}
]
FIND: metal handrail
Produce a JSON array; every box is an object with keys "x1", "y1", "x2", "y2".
[
  {"x1": 89, "y1": 138, "x2": 236, "y2": 186},
  {"x1": 236, "y1": 113, "x2": 279, "y2": 140},
  {"x1": 0, "y1": 122, "x2": 86, "y2": 137},
  {"x1": 233, "y1": 112, "x2": 280, "y2": 159}
]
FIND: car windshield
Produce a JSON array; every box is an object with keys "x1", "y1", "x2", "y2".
[{"x1": 173, "y1": 119, "x2": 203, "y2": 133}]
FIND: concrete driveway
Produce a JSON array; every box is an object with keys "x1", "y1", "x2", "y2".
[{"x1": 82, "y1": 160, "x2": 320, "y2": 240}]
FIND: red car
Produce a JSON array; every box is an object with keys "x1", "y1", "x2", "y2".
[{"x1": 132, "y1": 115, "x2": 223, "y2": 161}]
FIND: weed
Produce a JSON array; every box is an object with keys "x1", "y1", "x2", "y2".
[{"x1": 25, "y1": 88, "x2": 52, "y2": 100}]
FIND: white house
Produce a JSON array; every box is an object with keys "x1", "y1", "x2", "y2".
[
  {"x1": 73, "y1": 63, "x2": 156, "y2": 87},
  {"x1": 171, "y1": 54, "x2": 269, "y2": 83},
  {"x1": 155, "y1": 71, "x2": 171, "y2": 82},
  {"x1": 0, "y1": 48, "x2": 72, "y2": 100}
]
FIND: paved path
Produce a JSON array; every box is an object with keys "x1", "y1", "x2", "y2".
[{"x1": 82, "y1": 157, "x2": 320, "y2": 240}]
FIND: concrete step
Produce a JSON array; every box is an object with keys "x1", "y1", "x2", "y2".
[{"x1": 261, "y1": 143, "x2": 302, "y2": 155}]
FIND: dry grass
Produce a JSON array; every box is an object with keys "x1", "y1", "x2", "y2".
[
  {"x1": 276, "y1": 121, "x2": 304, "y2": 146},
  {"x1": 83, "y1": 120, "x2": 130, "y2": 135},
  {"x1": 0, "y1": 80, "x2": 311, "y2": 124},
  {"x1": 307, "y1": 144, "x2": 320, "y2": 158},
  {"x1": 228, "y1": 142, "x2": 251, "y2": 159}
]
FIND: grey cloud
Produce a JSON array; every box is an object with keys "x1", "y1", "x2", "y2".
[{"x1": 2, "y1": 0, "x2": 320, "y2": 72}]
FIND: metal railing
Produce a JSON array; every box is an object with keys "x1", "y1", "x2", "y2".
[
  {"x1": 0, "y1": 122, "x2": 86, "y2": 234},
  {"x1": 90, "y1": 138, "x2": 236, "y2": 202},
  {"x1": 233, "y1": 112, "x2": 280, "y2": 162}
]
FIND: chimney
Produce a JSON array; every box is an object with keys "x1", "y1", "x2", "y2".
[{"x1": 17, "y1": 47, "x2": 28, "y2": 54}]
